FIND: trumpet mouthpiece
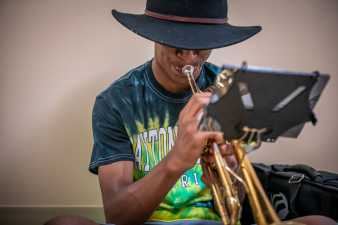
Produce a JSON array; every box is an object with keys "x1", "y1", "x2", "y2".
[{"x1": 182, "y1": 65, "x2": 194, "y2": 76}]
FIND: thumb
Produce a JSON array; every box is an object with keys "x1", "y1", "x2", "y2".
[{"x1": 200, "y1": 131, "x2": 224, "y2": 144}]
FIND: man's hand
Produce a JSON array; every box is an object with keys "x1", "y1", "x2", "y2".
[
  {"x1": 166, "y1": 92, "x2": 224, "y2": 174},
  {"x1": 200, "y1": 143, "x2": 239, "y2": 186},
  {"x1": 200, "y1": 142, "x2": 247, "y2": 204}
]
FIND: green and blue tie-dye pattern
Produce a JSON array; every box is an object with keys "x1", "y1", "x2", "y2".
[
  {"x1": 151, "y1": 163, "x2": 220, "y2": 221},
  {"x1": 125, "y1": 111, "x2": 220, "y2": 221},
  {"x1": 89, "y1": 61, "x2": 231, "y2": 221},
  {"x1": 128, "y1": 112, "x2": 175, "y2": 175}
]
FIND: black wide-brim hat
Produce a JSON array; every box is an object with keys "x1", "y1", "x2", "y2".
[{"x1": 112, "y1": 0, "x2": 262, "y2": 50}]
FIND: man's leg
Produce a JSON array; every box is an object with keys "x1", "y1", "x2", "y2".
[
  {"x1": 44, "y1": 215, "x2": 337, "y2": 225},
  {"x1": 44, "y1": 215, "x2": 101, "y2": 225},
  {"x1": 145, "y1": 220, "x2": 222, "y2": 225},
  {"x1": 291, "y1": 215, "x2": 336, "y2": 225}
]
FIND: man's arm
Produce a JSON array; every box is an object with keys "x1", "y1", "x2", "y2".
[
  {"x1": 99, "y1": 155, "x2": 182, "y2": 225},
  {"x1": 98, "y1": 93, "x2": 224, "y2": 225}
]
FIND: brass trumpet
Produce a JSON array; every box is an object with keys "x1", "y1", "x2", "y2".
[{"x1": 182, "y1": 65, "x2": 303, "y2": 225}]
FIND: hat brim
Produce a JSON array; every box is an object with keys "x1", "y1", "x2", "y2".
[{"x1": 112, "y1": 10, "x2": 261, "y2": 50}]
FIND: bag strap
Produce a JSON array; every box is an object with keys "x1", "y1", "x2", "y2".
[{"x1": 272, "y1": 164, "x2": 321, "y2": 181}]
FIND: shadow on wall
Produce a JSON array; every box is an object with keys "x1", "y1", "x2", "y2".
[{"x1": 0, "y1": 71, "x2": 118, "y2": 224}]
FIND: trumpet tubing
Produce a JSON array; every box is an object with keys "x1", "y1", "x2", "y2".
[
  {"x1": 183, "y1": 65, "x2": 241, "y2": 225},
  {"x1": 182, "y1": 64, "x2": 305, "y2": 225}
]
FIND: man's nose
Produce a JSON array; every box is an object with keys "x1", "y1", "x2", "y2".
[{"x1": 176, "y1": 49, "x2": 199, "y2": 64}]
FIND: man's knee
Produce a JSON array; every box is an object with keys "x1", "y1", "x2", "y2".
[
  {"x1": 44, "y1": 215, "x2": 98, "y2": 225},
  {"x1": 291, "y1": 215, "x2": 336, "y2": 225}
]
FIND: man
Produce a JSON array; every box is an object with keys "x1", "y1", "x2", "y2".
[
  {"x1": 90, "y1": 1, "x2": 258, "y2": 224},
  {"x1": 46, "y1": 1, "x2": 336, "y2": 225}
]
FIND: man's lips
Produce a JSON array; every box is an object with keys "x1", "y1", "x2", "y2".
[{"x1": 174, "y1": 65, "x2": 201, "y2": 76}]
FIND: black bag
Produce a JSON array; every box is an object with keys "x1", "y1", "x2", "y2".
[{"x1": 240, "y1": 163, "x2": 338, "y2": 225}]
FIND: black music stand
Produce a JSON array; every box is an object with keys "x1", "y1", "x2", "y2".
[{"x1": 207, "y1": 64, "x2": 330, "y2": 142}]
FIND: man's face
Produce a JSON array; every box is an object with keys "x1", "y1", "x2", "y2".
[{"x1": 153, "y1": 43, "x2": 212, "y2": 91}]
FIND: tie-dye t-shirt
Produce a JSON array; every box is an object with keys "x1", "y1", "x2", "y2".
[{"x1": 89, "y1": 60, "x2": 222, "y2": 222}]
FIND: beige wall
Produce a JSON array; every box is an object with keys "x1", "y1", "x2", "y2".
[{"x1": 0, "y1": 0, "x2": 337, "y2": 208}]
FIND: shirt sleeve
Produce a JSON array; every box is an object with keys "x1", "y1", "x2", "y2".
[{"x1": 89, "y1": 94, "x2": 134, "y2": 175}]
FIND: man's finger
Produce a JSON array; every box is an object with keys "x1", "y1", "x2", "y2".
[
  {"x1": 225, "y1": 155, "x2": 238, "y2": 171},
  {"x1": 201, "y1": 161, "x2": 211, "y2": 186},
  {"x1": 199, "y1": 131, "x2": 224, "y2": 145},
  {"x1": 201, "y1": 153, "x2": 213, "y2": 164},
  {"x1": 184, "y1": 93, "x2": 211, "y2": 118},
  {"x1": 219, "y1": 143, "x2": 233, "y2": 157}
]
